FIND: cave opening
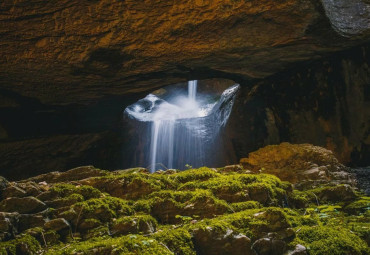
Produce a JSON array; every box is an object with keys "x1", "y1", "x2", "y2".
[{"x1": 124, "y1": 80, "x2": 240, "y2": 172}]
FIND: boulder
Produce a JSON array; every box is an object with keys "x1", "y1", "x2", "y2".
[
  {"x1": 251, "y1": 238, "x2": 286, "y2": 255},
  {"x1": 18, "y1": 214, "x2": 46, "y2": 233},
  {"x1": 0, "y1": 197, "x2": 47, "y2": 214},
  {"x1": 315, "y1": 184, "x2": 357, "y2": 202},
  {"x1": 1, "y1": 185, "x2": 27, "y2": 199},
  {"x1": 286, "y1": 244, "x2": 307, "y2": 255},
  {"x1": 193, "y1": 227, "x2": 253, "y2": 255},
  {"x1": 240, "y1": 143, "x2": 353, "y2": 186},
  {"x1": 110, "y1": 215, "x2": 157, "y2": 236},
  {"x1": 25, "y1": 166, "x2": 108, "y2": 184},
  {"x1": 0, "y1": 212, "x2": 19, "y2": 241},
  {"x1": 44, "y1": 218, "x2": 70, "y2": 232}
]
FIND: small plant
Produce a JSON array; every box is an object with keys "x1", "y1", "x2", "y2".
[{"x1": 185, "y1": 164, "x2": 192, "y2": 169}]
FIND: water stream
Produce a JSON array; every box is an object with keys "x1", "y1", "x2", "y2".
[{"x1": 125, "y1": 80, "x2": 239, "y2": 172}]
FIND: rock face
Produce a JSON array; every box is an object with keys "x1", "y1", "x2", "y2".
[
  {"x1": 0, "y1": 0, "x2": 370, "y2": 106},
  {"x1": 227, "y1": 44, "x2": 370, "y2": 166},
  {"x1": 240, "y1": 143, "x2": 352, "y2": 185}
]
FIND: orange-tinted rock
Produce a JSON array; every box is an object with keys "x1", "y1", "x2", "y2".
[
  {"x1": 240, "y1": 143, "x2": 352, "y2": 185},
  {"x1": 0, "y1": 0, "x2": 369, "y2": 105}
]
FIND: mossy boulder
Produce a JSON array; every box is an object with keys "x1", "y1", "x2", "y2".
[
  {"x1": 110, "y1": 215, "x2": 157, "y2": 236},
  {"x1": 0, "y1": 155, "x2": 366, "y2": 255},
  {"x1": 193, "y1": 226, "x2": 253, "y2": 255},
  {"x1": 240, "y1": 143, "x2": 352, "y2": 187},
  {"x1": 0, "y1": 197, "x2": 46, "y2": 214},
  {"x1": 0, "y1": 234, "x2": 41, "y2": 255},
  {"x1": 44, "y1": 235, "x2": 172, "y2": 255},
  {"x1": 150, "y1": 189, "x2": 231, "y2": 224},
  {"x1": 296, "y1": 225, "x2": 369, "y2": 255},
  {"x1": 345, "y1": 196, "x2": 370, "y2": 214}
]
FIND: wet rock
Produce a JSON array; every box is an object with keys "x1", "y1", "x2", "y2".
[
  {"x1": 193, "y1": 227, "x2": 253, "y2": 255},
  {"x1": 44, "y1": 218, "x2": 70, "y2": 232},
  {"x1": 286, "y1": 244, "x2": 307, "y2": 255},
  {"x1": 0, "y1": 197, "x2": 47, "y2": 214},
  {"x1": 251, "y1": 237, "x2": 286, "y2": 255}
]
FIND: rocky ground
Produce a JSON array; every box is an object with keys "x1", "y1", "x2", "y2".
[{"x1": 0, "y1": 143, "x2": 369, "y2": 254}]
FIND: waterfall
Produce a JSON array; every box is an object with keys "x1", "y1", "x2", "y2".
[
  {"x1": 188, "y1": 80, "x2": 197, "y2": 101},
  {"x1": 124, "y1": 80, "x2": 239, "y2": 172}
]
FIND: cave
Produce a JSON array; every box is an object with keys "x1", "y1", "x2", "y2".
[{"x1": 0, "y1": 0, "x2": 369, "y2": 254}]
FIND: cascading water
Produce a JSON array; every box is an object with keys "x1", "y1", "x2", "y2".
[{"x1": 124, "y1": 80, "x2": 239, "y2": 172}]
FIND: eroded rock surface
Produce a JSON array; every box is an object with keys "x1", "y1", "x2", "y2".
[
  {"x1": 0, "y1": 0, "x2": 369, "y2": 105},
  {"x1": 240, "y1": 143, "x2": 353, "y2": 187}
]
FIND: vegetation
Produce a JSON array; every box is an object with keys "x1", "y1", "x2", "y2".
[{"x1": 0, "y1": 166, "x2": 368, "y2": 254}]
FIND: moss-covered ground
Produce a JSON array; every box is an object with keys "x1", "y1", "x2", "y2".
[{"x1": 0, "y1": 167, "x2": 368, "y2": 254}]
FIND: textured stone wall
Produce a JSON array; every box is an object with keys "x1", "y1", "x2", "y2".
[{"x1": 227, "y1": 43, "x2": 370, "y2": 166}]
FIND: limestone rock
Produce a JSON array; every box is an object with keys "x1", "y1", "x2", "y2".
[
  {"x1": 286, "y1": 244, "x2": 307, "y2": 255},
  {"x1": 18, "y1": 214, "x2": 46, "y2": 233},
  {"x1": 193, "y1": 227, "x2": 253, "y2": 255},
  {"x1": 321, "y1": 0, "x2": 370, "y2": 37},
  {"x1": 110, "y1": 216, "x2": 157, "y2": 236},
  {"x1": 316, "y1": 184, "x2": 357, "y2": 202},
  {"x1": 0, "y1": 212, "x2": 19, "y2": 241},
  {"x1": 251, "y1": 237, "x2": 286, "y2": 255},
  {"x1": 44, "y1": 218, "x2": 70, "y2": 232},
  {"x1": 253, "y1": 210, "x2": 290, "y2": 233},
  {"x1": 25, "y1": 166, "x2": 108, "y2": 184},
  {"x1": 1, "y1": 185, "x2": 27, "y2": 200},
  {"x1": 0, "y1": 197, "x2": 47, "y2": 214},
  {"x1": 0, "y1": 0, "x2": 369, "y2": 106},
  {"x1": 240, "y1": 143, "x2": 353, "y2": 186}
]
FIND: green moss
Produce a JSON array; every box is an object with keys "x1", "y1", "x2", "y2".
[
  {"x1": 178, "y1": 173, "x2": 288, "y2": 205},
  {"x1": 111, "y1": 215, "x2": 157, "y2": 235},
  {"x1": 44, "y1": 235, "x2": 173, "y2": 255},
  {"x1": 231, "y1": 201, "x2": 262, "y2": 212},
  {"x1": 133, "y1": 199, "x2": 152, "y2": 213},
  {"x1": 287, "y1": 190, "x2": 313, "y2": 208},
  {"x1": 24, "y1": 227, "x2": 61, "y2": 246},
  {"x1": 153, "y1": 227, "x2": 195, "y2": 255},
  {"x1": 296, "y1": 225, "x2": 369, "y2": 255},
  {"x1": 49, "y1": 183, "x2": 101, "y2": 200},
  {"x1": 0, "y1": 234, "x2": 40, "y2": 255},
  {"x1": 345, "y1": 197, "x2": 370, "y2": 214},
  {"x1": 170, "y1": 167, "x2": 220, "y2": 183},
  {"x1": 72, "y1": 196, "x2": 134, "y2": 222},
  {"x1": 219, "y1": 207, "x2": 291, "y2": 239}
]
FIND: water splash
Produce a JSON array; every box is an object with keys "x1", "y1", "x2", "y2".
[{"x1": 125, "y1": 80, "x2": 239, "y2": 172}]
